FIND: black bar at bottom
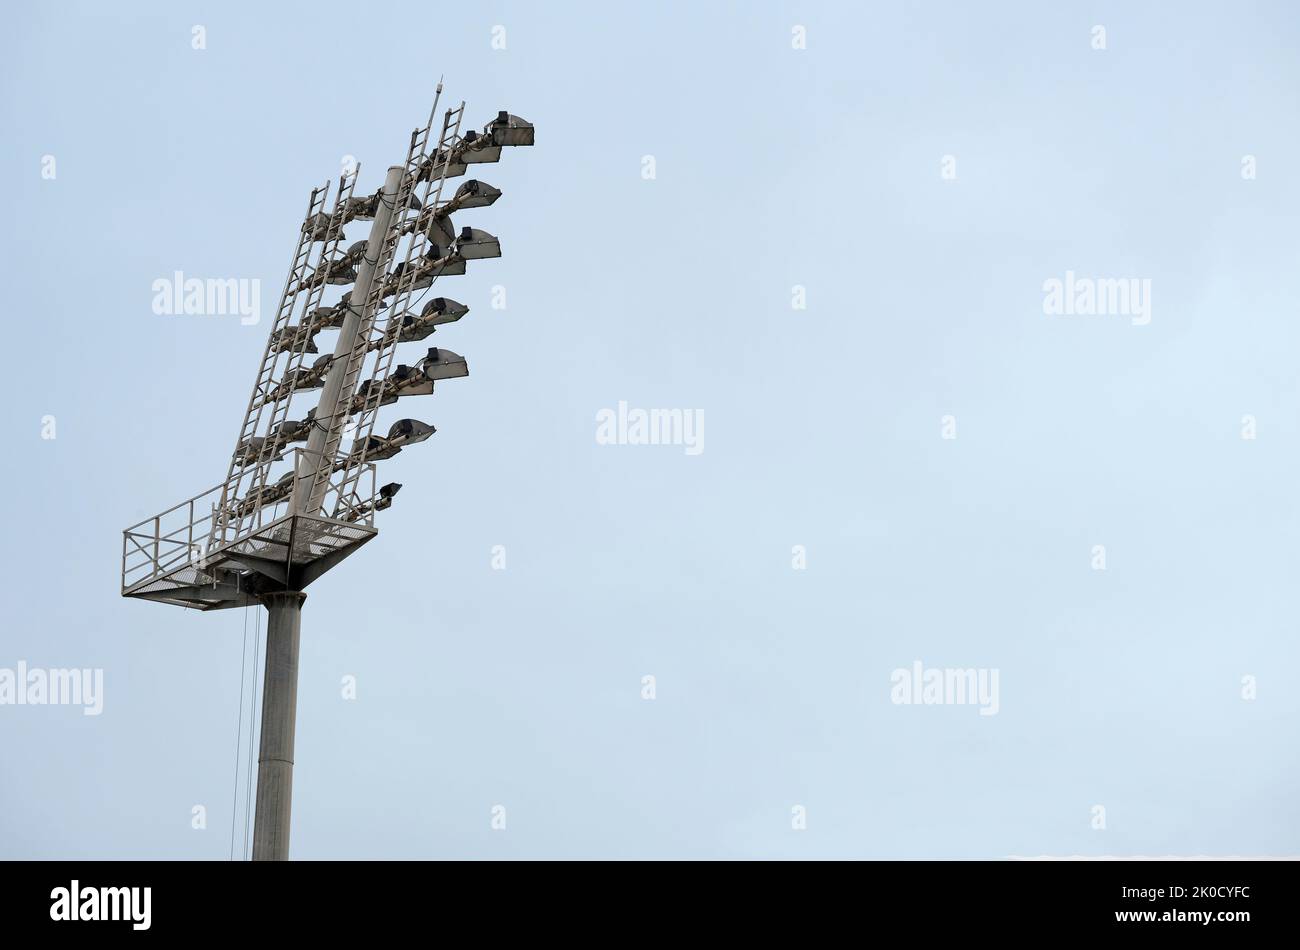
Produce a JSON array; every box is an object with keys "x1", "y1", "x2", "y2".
[{"x1": 0, "y1": 858, "x2": 1290, "y2": 938}]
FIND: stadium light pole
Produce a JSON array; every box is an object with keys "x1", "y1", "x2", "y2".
[
  {"x1": 120, "y1": 85, "x2": 535, "y2": 860},
  {"x1": 251, "y1": 164, "x2": 404, "y2": 862}
]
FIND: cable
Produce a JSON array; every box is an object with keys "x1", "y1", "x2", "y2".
[
  {"x1": 407, "y1": 281, "x2": 436, "y2": 312},
  {"x1": 242, "y1": 606, "x2": 262, "y2": 859},
  {"x1": 228, "y1": 604, "x2": 250, "y2": 860}
]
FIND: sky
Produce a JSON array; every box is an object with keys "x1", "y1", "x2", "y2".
[{"x1": 2, "y1": 0, "x2": 1299, "y2": 859}]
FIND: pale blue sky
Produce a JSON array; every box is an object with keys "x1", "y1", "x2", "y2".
[{"x1": 2, "y1": 1, "x2": 1299, "y2": 858}]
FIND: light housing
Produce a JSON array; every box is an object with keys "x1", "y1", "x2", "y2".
[
  {"x1": 389, "y1": 363, "x2": 436, "y2": 398},
  {"x1": 449, "y1": 179, "x2": 502, "y2": 209},
  {"x1": 361, "y1": 418, "x2": 436, "y2": 460},
  {"x1": 459, "y1": 129, "x2": 502, "y2": 164},
  {"x1": 416, "y1": 253, "x2": 467, "y2": 281},
  {"x1": 307, "y1": 296, "x2": 350, "y2": 329},
  {"x1": 269, "y1": 325, "x2": 319, "y2": 354},
  {"x1": 397, "y1": 297, "x2": 468, "y2": 342},
  {"x1": 302, "y1": 212, "x2": 342, "y2": 242},
  {"x1": 343, "y1": 240, "x2": 369, "y2": 265},
  {"x1": 420, "y1": 151, "x2": 468, "y2": 181},
  {"x1": 488, "y1": 111, "x2": 535, "y2": 147},
  {"x1": 271, "y1": 418, "x2": 312, "y2": 444},
  {"x1": 346, "y1": 190, "x2": 422, "y2": 222},
  {"x1": 421, "y1": 296, "x2": 468, "y2": 325},
  {"x1": 294, "y1": 354, "x2": 334, "y2": 390},
  {"x1": 456, "y1": 227, "x2": 501, "y2": 260},
  {"x1": 419, "y1": 346, "x2": 469, "y2": 381},
  {"x1": 423, "y1": 215, "x2": 457, "y2": 257},
  {"x1": 374, "y1": 482, "x2": 402, "y2": 511},
  {"x1": 353, "y1": 378, "x2": 396, "y2": 410}
]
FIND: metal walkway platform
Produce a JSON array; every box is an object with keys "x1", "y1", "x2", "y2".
[{"x1": 122, "y1": 452, "x2": 379, "y2": 610}]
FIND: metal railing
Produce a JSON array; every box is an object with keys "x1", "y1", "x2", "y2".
[{"x1": 122, "y1": 449, "x2": 377, "y2": 594}]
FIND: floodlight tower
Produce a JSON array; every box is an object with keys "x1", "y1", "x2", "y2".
[{"x1": 120, "y1": 84, "x2": 535, "y2": 860}]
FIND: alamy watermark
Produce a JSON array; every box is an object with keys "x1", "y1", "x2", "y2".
[
  {"x1": 890, "y1": 660, "x2": 999, "y2": 716},
  {"x1": 595, "y1": 401, "x2": 704, "y2": 456},
  {"x1": 50, "y1": 881, "x2": 150, "y2": 930},
  {"x1": 1042, "y1": 270, "x2": 1151, "y2": 326},
  {"x1": 152, "y1": 271, "x2": 260, "y2": 325},
  {"x1": 0, "y1": 661, "x2": 103, "y2": 715}
]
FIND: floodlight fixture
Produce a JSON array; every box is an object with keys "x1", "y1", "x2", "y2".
[
  {"x1": 422, "y1": 296, "x2": 469, "y2": 324},
  {"x1": 458, "y1": 130, "x2": 503, "y2": 164},
  {"x1": 350, "y1": 363, "x2": 436, "y2": 411},
  {"x1": 488, "y1": 111, "x2": 534, "y2": 147},
  {"x1": 389, "y1": 362, "x2": 437, "y2": 395},
  {"x1": 455, "y1": 226, "x2": 501, "y2": 260},
  {"x1": 342, "y1": 481, "x2": 403, "y2": 523},
  {"x1": 415, "y1": 112, "x2": 531, "y2": 183},
  {"x1": 447, "y1": 178, "x2": 502, "y2": 210},
  {"x1": 397, "y1": 297, "x2": 469, "y2": 342},
  {"x1": 345, "y1": 189, "x2": 423, "y2": 223},
  {"x1": 307, "y1": 294, "x2": 352, "y2": 330},
  {"x1": 299, "y1": 353, "x2": 335, "y2": 386},
  {"x1": 357, "y1": 418, "x2": 436, "y2": 460},
  {"x1": 418, "y1": 346, "x2": 469, "y2": 381},
  {"x1": 303, "y1": 213, "x2": 344, "y2": 242}
]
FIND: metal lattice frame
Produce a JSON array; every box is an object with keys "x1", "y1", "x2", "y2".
[{"x1": 212, "y1": 170, "x2": 360, "y2": 546}]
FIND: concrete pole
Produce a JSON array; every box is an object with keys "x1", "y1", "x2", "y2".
[
  {"x1": 295, "y1": 164, "x2": 406, "y2": 516},
  {"x1": 251, "y1": 591, "x2": 306, "y2": 861}
]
